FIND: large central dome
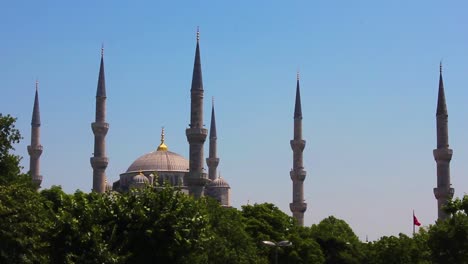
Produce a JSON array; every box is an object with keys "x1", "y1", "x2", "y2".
[
  {"x1": 126, "y1": 150, "x2": 189, "y2": 173},
  {"x1": 126, "y1": 128, "x2": 189, "y2": 173}
]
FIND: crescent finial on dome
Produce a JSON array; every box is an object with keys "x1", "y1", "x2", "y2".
[{"x1": 157, "y1": 127, "x2": 168, "y2": 151}]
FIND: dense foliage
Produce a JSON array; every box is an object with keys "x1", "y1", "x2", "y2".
[{"x1": 0, "y1": 114, "x2": 467, "y2": 263}]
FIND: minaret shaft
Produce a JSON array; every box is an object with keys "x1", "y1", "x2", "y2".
[
  {"x1": 290, "y1": 78, "x2": 307, "y2": 226},
  {"x1": 433, "y1": 67, "x2": 454, "y2": 221},
  {"x1": 28, "y1": 85, "x2": 43, "y2": 187},
  {"x1": 185, "y1": 32, "x2": 208, "y2": 197},
  {"x1": 91, "y1": 52, "x2": 109, "y2": 193},
  {"x1": 207, "y1": 104, "x2": 219, "y2": 181}
]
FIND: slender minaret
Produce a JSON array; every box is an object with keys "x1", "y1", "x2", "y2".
[
  {"x1": 185, "y1": 28, "x2": 209, "y2": 197},
  {"x1": 206, "y1": 97, "x2": 219, "y2": 181},
  {"x1": 433, "y1": 63, "x2": 454, "y2": 220},
  {"x1": 90, "y1": 47, "x2": 109, "y2": 193},
  {"x1": 289, "y1": 72, "x2": 307, "y2": 226},
  {"x1": 28, "y1": 80, "x2": 43, "y2": 188}
]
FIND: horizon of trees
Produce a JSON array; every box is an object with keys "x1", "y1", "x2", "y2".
[{"x1": 1, "y1": 113, "x2": 467, "y2": 263}]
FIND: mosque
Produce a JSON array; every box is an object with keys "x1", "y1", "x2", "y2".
[
  {"x1": 25, "y1": 30, "x2": 307, "y2": 222},
  {"x1": 23, "y1": 30, "x2": 454, "y2": 225}
]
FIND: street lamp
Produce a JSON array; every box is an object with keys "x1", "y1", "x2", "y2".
[{"x1": 262, "y1": 240, "x2": 292, "y2": 264}]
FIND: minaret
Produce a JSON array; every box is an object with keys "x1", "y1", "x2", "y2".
[
  {"x1": 433, "y1": 63, "x2": 454, "y2": 220},
  {"x1": 206, "y1": 98, "x2": 219, "y2": 181},
  {"x1": 289, "y1": 72, "x2": 307, "y2": 226},
  {"x1": 185, "y1": 28, "x2": 209, "y2": 197},
  {"x1": 27, "y1": 80, "x2": 43, "y2": 188},
  {"x1": 90, "y1": 47, "x2": 109, "y2": 193}
]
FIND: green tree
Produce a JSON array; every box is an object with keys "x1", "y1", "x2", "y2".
[
  {"x1": 0, "y1": 114, "x2": 30, "y2": 185},
  {"x1": 364, "y1": 232, "x2": 430, "y2": 264},
  {"x1": 428, "y1": 195, "x2": 468, "y2": 263},
  {"x1": 203, "y1": 198, "x2": 259, "y2": 264},
  {"x1": 241, "y1": 203, "x2": 295, "y2": 264},
  {"x1": 0, "y1": 182, "x2": 51, "y2": 263},
  {"x1": 310, "y1": 216, "x2": 364, "y2": 264}
]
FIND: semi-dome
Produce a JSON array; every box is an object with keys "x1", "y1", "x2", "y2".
[
  {"x1": 207, "y1": 177, "x2": 230, "y2": 188},
  {"x1": 133, "y1": 172, "x2": 149, "y2": 184},
  {"x1": 126, "y1": 128, "x2": 189, "y2": 173}
]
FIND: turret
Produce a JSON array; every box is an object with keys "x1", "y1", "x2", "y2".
[
  {"x1": 90, "y1": 47, "x2": 109, "y2": 193},
  {"x1": 27, "y1": 80, "x2": 43, "y2": 188},
  {"x1": 433, "y1": 63, "x2": 454, "y2": 220},
  {"x1": 289, "y1": 72, "x2": 307, "y2": 226},
  {"x1": 185, "y1": 28, "x2": 209, "y2": 198}
]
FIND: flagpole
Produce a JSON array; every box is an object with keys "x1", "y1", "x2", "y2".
[{"x1": 412, "y1": 209, "x2": 415, "y2": 236}]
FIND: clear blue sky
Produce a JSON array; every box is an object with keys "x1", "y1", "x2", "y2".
[{"x1": 1, "y1": 0, "x2": 467, "y2": 240}]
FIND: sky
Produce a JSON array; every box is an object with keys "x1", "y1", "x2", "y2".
[{"x1": 1, "y1": 0, "x2": 468, "y2": 241}]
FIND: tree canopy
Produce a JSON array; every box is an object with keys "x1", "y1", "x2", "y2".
[{"x1": 0, "y1": 113, "x2": 467, "y2": 263}]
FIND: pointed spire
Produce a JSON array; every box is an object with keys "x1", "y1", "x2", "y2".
[
  {"x1": 96, "y1": 46, "x2": 106, "y2": 97},
  {"x1": 210, "y1": 97, "x2": 217, "y2": 138},
  {"x1": 157, "y1": 127, "x2": 168, "y2": 151},
  {"x1": 191, "y1": 27, "x2": 203, "y2": 91},
  {"x1": 436, "y1": 62, "x2": 447, "y2": 116},
  {"x1": 32, "y1": 80, "x2": 41, "y2": 126},
  {"x1": 294, "y1": 72, "x2": 302, "y2": 119}
]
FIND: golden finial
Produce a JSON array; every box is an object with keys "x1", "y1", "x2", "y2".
[
  {"x1": 157, "y1": 127, "x2": 168, "y2": 151},
  {"x1": 196, "y1": 26, "x2": 200, "y2": 41}
]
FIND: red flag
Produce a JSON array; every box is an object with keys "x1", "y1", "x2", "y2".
[{"x1": 413, "y1": 214, "x2": 421, "y2": 226}]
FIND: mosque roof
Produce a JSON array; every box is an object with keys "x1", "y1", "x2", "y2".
[{"x1": 125, "y1": 129, "x2": 189, "y2": 173}]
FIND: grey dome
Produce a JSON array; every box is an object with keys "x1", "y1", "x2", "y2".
[
  {"x1": 126, "y1": 150, "x2": 189, "y2": 173},
  {"x1": 133, "y1": 174, "x2": 149, "y2": 184},
  {"x1": 208, "y1": 177, "x2": 230, "y2": 188}
]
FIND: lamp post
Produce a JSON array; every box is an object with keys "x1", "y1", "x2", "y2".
[{"x1": 262, "y1": 240, "x2": 292, "y2": 264}]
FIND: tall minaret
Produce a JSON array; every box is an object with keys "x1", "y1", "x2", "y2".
[
  {"x1": 28, "y1": 80, "x2": 43, "y2": 188},
  {"x1": 433, "y1": 63, "x2": 454, "y2": 220},
  {"x1": 90, "y1": 47, "x2": 109, "y2": 193},
  {"x1": 206, "y1": 98, "x2": 219, "y2": 181},
  {"x1": 185, "y1": 28, "x2": 209, "y2": 197},
  {"x1": 289, "y1": 72, "x2": 307, "y2": 226}
]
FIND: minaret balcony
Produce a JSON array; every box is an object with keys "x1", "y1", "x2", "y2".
[
  {"x1": 90, "y1": 157, "x2": 109, "y2": 169},
  {"x1": 206, "y1": 157, "x2": 219, "y2": 167},
  {"x1": 186, "y1": 128, "x2": 208, "y2": 142},
  {"x1": 289, "y1": 202, "x2": 307, "y2": 213},
  {"x1": 433, "y1": 148, "x2": 453, "y2": 161},
  {"x1": 290, "y1": 169, "x2": 306, "y2": 181},
  {"x1": 184, "y1": 171, "x2": 209, "y2": 186},
  {"x1": 290, "y1": 140, "x2": 306, "y2": 151},
  {"x1": 32, "y1": 175, "x2": 42, "y2": 186},
  {"x1": 433, "y1": 187, "x2": 455, "y2": 199},
  {"x1": 92, "y1": 122, "x2": 109, "y2": 135},
  {"x1": 27, "y1": 145, "x2": 43, "y2": 156}
]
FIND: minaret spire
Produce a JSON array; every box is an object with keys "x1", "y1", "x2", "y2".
[
  {"x1": 28, "y1": 80, "x2": 43, "y2": 187},
  {"x1": 433, "y1": 62, "x2": 454, "y2": 220},
  {"x1": 290, "y1": 73, "x2": 307, "y2": 226},
  {"x1": 206, "y1": 97, "x2": 219, "y2": 181},
  {"x1": 91, "y1": 47, "x2": 109, "y2": 193},
  {"x1": 185, "y1": 28, "x2": 209, "y2": 197}
]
